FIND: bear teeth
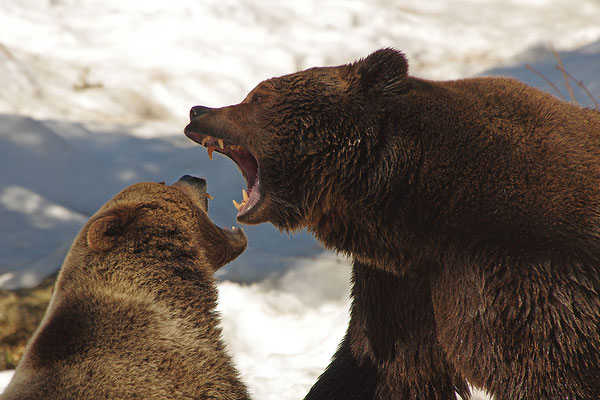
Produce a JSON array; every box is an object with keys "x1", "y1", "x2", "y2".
[
  {"x1": 201, "y1": 135, "x2": 243, "y2": 159},
  {"x1": 200, "y1": 135, "x2": 245, "y2": 156},
  {"x1": 233, "y1": 189, "x2": 249, "y2": 211},
  {"x1": 194, "y1": 134, "x2": 258, "y2": 213},
  {"x1": 232, "y1": 199, "x2": 244, "y2": 210}
]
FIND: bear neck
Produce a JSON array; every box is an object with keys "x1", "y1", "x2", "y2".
[
  {"x1": 308, "y1": 192, "x2": 432, "y2": 274},
  {"x1": 305, "y1": 149, "x2": 430, "y2": 274},
  {"x1": 305, "y1": 77, "x2": 463, "y2": 273}
]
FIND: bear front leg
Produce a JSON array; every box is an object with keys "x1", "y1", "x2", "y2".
[{"x1": 304, "y1": 260, "x2": 469, "y2": 400}]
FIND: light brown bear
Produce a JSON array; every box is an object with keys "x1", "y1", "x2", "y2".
[
  {"x1": 184, "y1": 49, "x2": 600, "y2": 399},
  {"x1": 1, "y1": 176, "x2": 250, "y2": 400}
]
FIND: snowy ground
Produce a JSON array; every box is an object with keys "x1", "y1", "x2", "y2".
[{"x1": 1, "y1": 0, "x2": 599, "y2": 398}]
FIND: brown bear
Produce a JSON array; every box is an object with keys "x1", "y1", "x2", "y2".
[
  {"x1": 184, "y1": 48, "x2": 600, "y2": 399},
  {"x1": 1, "y1": 176, "x2": 250, "y2": 400}
]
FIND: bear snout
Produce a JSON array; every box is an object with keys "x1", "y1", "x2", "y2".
[
  {"x1": 178, "y1": 174, "x2": 207, "y2": 189},
  {"x1": 173, "y1": 175, "x2": 209, "y2": 211}
]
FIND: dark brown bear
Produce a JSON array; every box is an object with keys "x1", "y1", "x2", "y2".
[
  {"x1": 184, "y1": 48, "x2": 600, "y2": 399},
  {"x1": 1, "y1": 176, "x2": 250, "y2": 400}
]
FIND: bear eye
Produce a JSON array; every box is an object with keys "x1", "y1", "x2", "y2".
[{"x1": 250, "y1": 93, "x2": 263, "y2": 104}]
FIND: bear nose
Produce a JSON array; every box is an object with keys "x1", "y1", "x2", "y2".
[
  {"x1": 178, "y1": 174, "x2": 207, "y2": 189},
  {"x1": 189, "y1": 106, "x2": 212, "y2": 120}
]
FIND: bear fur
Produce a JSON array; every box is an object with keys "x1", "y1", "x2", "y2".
[
  {"x1": 184, "y1": 48, "x2": 600, "y2": 399},
  {"x1": 1, "y1": 176, "x2": 250, "y2": 400}
]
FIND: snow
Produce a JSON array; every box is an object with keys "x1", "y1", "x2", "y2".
[{"x1": 1, "y1": 0, "x2": 599, "y2": 398}]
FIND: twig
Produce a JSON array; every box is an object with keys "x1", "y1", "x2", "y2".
[
  {"x1": 525, "y1": 64, "x2": 567, "y2": 101},
  {"x1": 550, "y1": 44, "x2": 577, "y2": 103},
  {"x1": 554, "y1": 64, "x2": 600, "y2": 107}
]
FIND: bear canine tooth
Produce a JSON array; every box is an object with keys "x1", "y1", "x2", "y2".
[
  {"x1": 204, "y1": 193, "x2": 214, "y2": 200},
  {"x1": 207, "y1": 146, "x2": 215, "y2": 160},
  {"x1": 218, "y1": 139, "x2": 224, "y2": 149},
  {"x1": 201, "y1": 136, "x2": 211, "y2": 146},
  {"x1": 243, "y1": 189, "x2": 249, "y2": 202},
  {"x1": 232, "y1": 199, "x2": 242, "y2": 210}
]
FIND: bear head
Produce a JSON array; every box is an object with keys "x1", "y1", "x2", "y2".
[
  {"x1": 184, "y1": 48, "x2": 409, "y2": 233},
  {"x1": 83, "y1": 175, "x2": 247, "y2": 273}
]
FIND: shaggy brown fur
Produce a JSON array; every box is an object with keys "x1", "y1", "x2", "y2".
[
  {"x1": 1, "y1": 176, "x2": 250, "y2": 400},
  {"x1": 184, "y1": 48, "x2": 600, "y2": 399}
]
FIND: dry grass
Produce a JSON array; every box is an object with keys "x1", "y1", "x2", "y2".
[{"x1": 0, "y1": 273, "x2": 56, "y2": 370}]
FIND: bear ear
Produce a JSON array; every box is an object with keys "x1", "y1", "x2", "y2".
[
  {"x1": 349, "y1": 48, "x2": 408, "y2": 96},
  {"x1": 87, "y1": 206, "x2": 138, "y2": 251}
]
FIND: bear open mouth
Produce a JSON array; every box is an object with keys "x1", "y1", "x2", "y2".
[{"x1": 183, "y1": 130, "x2": 261, "y2": 219}]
